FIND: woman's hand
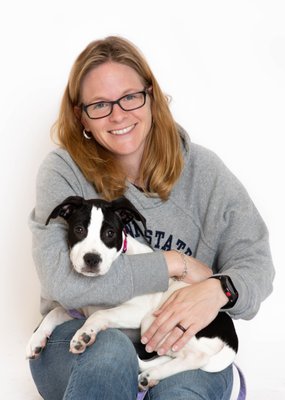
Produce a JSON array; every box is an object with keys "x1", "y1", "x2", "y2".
[{"x1": 141, "y1": 278, "x2": 229, "y2": 355}]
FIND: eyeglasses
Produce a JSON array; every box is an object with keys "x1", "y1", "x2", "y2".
[{"x1": 82, "y1": 89, "x2": 148, "y2": 120}]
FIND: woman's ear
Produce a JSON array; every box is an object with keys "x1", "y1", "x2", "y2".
[
  {"x1": 76, "y1": 106, "x2": 90, "y2": 131},
  {"x1": 73, "y1": 106, "x2": 82, "y2": 120}
]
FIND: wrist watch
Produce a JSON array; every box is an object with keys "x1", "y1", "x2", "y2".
[{"x1": 210, "y1": 275, "x2": 239, "y2": 309}]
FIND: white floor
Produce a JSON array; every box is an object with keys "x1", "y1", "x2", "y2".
[{"x1": 2, "y1": 339, "x2": 41, "y2": 400}]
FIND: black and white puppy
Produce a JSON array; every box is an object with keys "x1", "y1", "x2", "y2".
[{"x1": 26, "y1": 196, "x2": 238, "y2": 389}]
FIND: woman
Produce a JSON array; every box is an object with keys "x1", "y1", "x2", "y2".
[{"x1": 29, "y1": 36, "x2": 274, "y2": 399}]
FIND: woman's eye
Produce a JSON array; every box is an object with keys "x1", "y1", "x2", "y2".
[
  {"x1": 93, "y1": 102, "x2": 108, "y2": 110},
  {"x1": 125, "y1": 94, "x2": 136, "y2": 101}
]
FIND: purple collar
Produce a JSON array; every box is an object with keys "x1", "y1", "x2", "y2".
[
  {"x1": 68, "y1": 309, "x2": 85, "y2": 319},
  {"x1": 137, "y1": 391, "x2": 148, "y2": 400}
]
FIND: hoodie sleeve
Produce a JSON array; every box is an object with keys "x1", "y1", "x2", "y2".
[{"x1": 200, "y1": 149, "x2": 275, "y2": 320}]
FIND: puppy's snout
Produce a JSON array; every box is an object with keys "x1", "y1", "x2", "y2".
[{"x1": 83, "y1": 253, "x2": 102, "y2": 270}]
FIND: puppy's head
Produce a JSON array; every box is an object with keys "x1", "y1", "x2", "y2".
[{"x1": 46, "y1": 196, "x2": 146, "y2": 277}]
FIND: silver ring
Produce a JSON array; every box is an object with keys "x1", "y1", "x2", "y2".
[{"x1": 176, "y1": 323, "x2": 187, "y2": 333}]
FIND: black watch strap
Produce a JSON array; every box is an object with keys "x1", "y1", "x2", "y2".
[{"x1": 210, "y1": 275, "x2": 239, "y2": 309}]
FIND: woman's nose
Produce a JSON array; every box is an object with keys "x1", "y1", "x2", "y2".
[{"x1": 109, "y1": 103, "x2": 127, "y2": 122}]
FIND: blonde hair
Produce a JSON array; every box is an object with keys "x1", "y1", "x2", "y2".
[{"x1": 53, "y1": 36, "x2": 184, "y2": 200}]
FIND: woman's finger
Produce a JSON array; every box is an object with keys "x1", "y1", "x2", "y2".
[
  {"x1": 141, "y1": 309, "x2": 174, "y2": 347},
  {"x1": 156, "y1": 324, "x2": 188, "y2": 355},
  {"x1": 171, "y1": 322, "x2": 199, "y2": 352}
]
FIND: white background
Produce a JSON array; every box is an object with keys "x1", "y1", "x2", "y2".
[{"x1": 0, "y1": 1, "x2": 284, "y2": 398}]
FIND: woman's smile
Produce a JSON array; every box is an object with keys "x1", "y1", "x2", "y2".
[{"x1": 108, "y1": 123, "x2": 137, "y2": 136}]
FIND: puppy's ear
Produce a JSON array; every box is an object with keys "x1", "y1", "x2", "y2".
[
  {"x1": 111, "y1": 197, "x2": 146, "y2": 229},
  {"x1": 45, "y1": 196, "x2": 84, "y2": 225}
]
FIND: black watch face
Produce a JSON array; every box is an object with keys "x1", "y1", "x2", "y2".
[
  {"x1": 224, "y1": 276, "x2": 238, "y2": 304},
  {"x1": 226, "y1": 278, "x2": 236, "y2": 293},
  {"x1": 214, "y1": 276, "x2": 237, "y2": 307}
]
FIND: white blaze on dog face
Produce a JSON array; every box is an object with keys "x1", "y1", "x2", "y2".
[{"x1": 70, "y1": 206, "x2": 123, "y2": 276}]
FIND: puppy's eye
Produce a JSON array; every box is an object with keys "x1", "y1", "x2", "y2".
[
  {"x1": 74, "y1": 225, "x2": 86, "y2": 236},
  {"x1": 105, "y1": 229, "x2": 115, "y2": 239}
]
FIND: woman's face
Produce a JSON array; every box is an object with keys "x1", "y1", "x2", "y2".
[{"x1": 80, "y1": 62, "x2": 152, "y2": 170}]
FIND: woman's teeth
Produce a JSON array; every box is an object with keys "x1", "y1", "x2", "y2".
[{"x1": 110, "y1": 124, "x2": 135, "y2": 135}]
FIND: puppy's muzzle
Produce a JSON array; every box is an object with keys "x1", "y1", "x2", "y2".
[{"x1": 83, "y1": 253, "x2": 102, "y2": 274}]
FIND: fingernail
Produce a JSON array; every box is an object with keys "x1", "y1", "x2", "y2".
[
  {"x1": 172, "y1": 345, "x2": 178, "y2": 352},
  {"x1": 141, "y1": 336, "x2": 148, "y2": 344},
  {"x1": 146, "y1": 345, "x2": 153, "y2": 353},
  {"x1": 157, "y1": 348, "x2": 165, "y2": 356}
]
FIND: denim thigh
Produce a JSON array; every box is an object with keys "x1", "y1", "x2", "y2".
[
  {"x1": 29, "y1": 319, "x2": 139, "y2": 400},
  {"x1": 147, "y1": 365, "x2": 233, "y2": 400}
]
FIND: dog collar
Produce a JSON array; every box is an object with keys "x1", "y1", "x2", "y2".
[{"x1": 122, "y1": 230, "x2": 128, "y2": 253}]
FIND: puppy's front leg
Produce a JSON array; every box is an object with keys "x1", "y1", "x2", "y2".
[
  {"x1": 26, "y1": 306, "x2": 73, "y2": 359},
  {"x1": 70, "y1": 297, "x2": 147, "y2": 354}
]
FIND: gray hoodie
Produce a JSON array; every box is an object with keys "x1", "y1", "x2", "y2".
[{"x1": 29, "y1": 128, "x2": 274, "y2": 320}]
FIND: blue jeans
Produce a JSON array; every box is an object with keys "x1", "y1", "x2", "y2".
[{"x1": 29, "y1": 319, "x2": 233, "y2": 400}]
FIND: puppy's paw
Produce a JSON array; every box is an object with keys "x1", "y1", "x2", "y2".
[
  {"x1": 26, "y1": 329, "x2": 50, "y2": 359},
  {"x1": 70, "y1": 327, "x2": 97, "y2": 354},
  {"x1": 138, "y1": 372, "x2": 159, "y2": 390}
]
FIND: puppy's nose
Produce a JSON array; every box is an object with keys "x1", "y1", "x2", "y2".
[{"x1": 83, "y1": 253, "x2": 102, "y2": 269}]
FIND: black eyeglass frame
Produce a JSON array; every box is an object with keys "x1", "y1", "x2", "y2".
[{"x1": 81, "y1": 89, "x2": 148, "y2": 120}]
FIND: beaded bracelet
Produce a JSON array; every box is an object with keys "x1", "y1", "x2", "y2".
[{"x1": 173, "y1": 250, "x2": 189, "y2": 281}]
